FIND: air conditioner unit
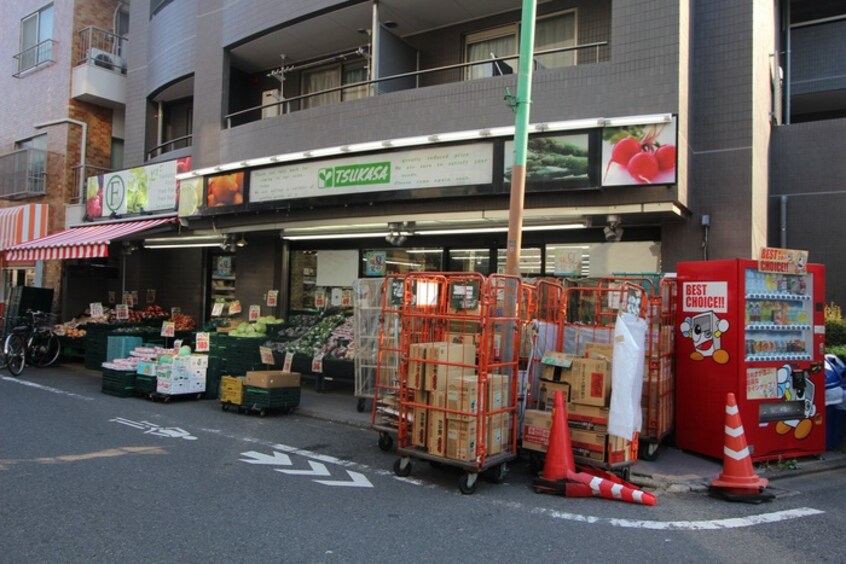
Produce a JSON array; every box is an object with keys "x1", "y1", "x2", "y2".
[{"x1": 88, "y1": 48, "x2": 126, "y2": 72}]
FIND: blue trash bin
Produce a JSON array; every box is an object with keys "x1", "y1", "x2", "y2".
[{"x1": 824, "y1": 355, "x2": 846, "y2": 450}]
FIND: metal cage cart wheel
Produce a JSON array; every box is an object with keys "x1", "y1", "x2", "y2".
[{"x1": 391, "y1": 272, "x2": 522, "y2": 494}]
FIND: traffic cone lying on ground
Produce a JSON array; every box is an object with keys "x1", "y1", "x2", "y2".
[
  {"x1": 710, "y1": 392, "x2": 774, "y2": 503},
  {"x1": 532, "y1": 390, "x2": 657, "y2": 505}
]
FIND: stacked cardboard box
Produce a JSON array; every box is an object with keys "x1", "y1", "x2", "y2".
[
  {"x1": 156, "y1": 354, "x2": 208, "y2": 396},
  {"x1": 220, "y1": 375, "x2": 246, "y2": 405},
  {"x1": 242, "y1": 371, "x2": 302, "y2": 413},
  {"x1": 522, "y1": 345, "x2": 633, "y2": 464}
]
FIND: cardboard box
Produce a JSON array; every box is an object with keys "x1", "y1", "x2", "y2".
[
  {"x1": 569, "y1": 428, "x2": 634, "y2": 464},
  {"x1": 446, "y1": 419, "x2": 477, "y2": 461},
  {"x1": 220, "y1": 375, "x2": 245, "y2": 405},
  {"x1": 407, "y1": 343, "x2": 426, "y2": 390},
  {"x1": 244, "y1": 370, "x2": 301, "y2": 389},
  {"x1": 487, "y1": 372, "x2": 509, "y2": 411},
  {"x1": 445, "y1": 331, "x2": 479, "y2": 346},
  {"x1": 522, "y1": 409, "x2": 553, "y2": 453},
  {"x1": 537, "y1": 380, "x2": 570, "y2": 411},
  {"x1": 427, "y1": 392, "x2": 447, "y2": 457},
  {"x1": 568, "y1": 358, "x2": 611, "y2": 407},
  {"x1": 584, "y1": 342, "x2": 614, "y2": 363},
  {"x1": 487, "y1": 413, "x2": 508, "y2": 456},
  {"x1": 136, "y1": 360, "x2": 157, "y2": 376},
  {"x1": 566, "y1": 402, "x2": 610, "y2": 431},
  {"x1": 411, "y1": 390, "x2": 429, "y2": 448},
  {"x1": 424, "y1": 342, "x2": 476, "y2": 391},
  {"x1": 540, "y1": 351, "x2": 576, "y2": 382},
  {"x1": 446, "y1": 374, "x2": 478, "y2": 419}
]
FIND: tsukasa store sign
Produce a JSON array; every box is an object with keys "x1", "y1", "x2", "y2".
[{"x1": 248, "y1": 144, "x2": 493, "y2": 203}]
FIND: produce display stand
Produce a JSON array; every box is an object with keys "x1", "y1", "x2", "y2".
[
  {"x1": 597, "y1": 275, "x2": 677, "y2": 460},
  {"x1": 370, "y1": 275, "x2": 404, "y2": 451},
  {"x1": 391, "y1": 272, "x2": 522, "y2": 494}
]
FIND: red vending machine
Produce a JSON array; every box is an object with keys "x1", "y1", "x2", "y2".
[{"x1": 675, "y1": 256, "x2": 826, "y2": 462}]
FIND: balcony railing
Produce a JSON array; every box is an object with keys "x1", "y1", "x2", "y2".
[
  {"x1": 146, "y1": 134, "x2": 193, "y2": 160},
  {"x1": 73, "y1": 164, "x2": 112, "y2": 204},
  {"x1": 0, "y1": 148, "x2": 47, "y2": 200},
  {"x1": 225, "y1": 42, "x2": 609, "y2": 129},
  {"x1": 76, "y1": 26, "x2": 128, "y2": 74},
  {"x1": 13, "y1": 39, "x2": 56, "y2": 77}
]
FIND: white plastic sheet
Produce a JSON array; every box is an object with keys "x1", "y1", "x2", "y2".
[{"x1": 608, "y1": 312, "x2": 648, "y2": 440}]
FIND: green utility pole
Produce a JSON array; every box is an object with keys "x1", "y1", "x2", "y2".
[{"x1": 504, "y1": 0, "x2": 537, "y2": 276}]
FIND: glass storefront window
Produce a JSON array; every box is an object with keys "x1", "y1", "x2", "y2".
[
  {"x1": 290, "y1": 250, "x2": 318, "y2": 310},
  {"x1": 448, "y1": 248, "x2": 491, "y2": 274},
  {"x1": 545, "y1": 245, "x2": 590, "y2": 277},
  {"x1": 496, "y1": 247, "x2": 542, "y2": 275},
  {"x1": 362, "y1": 248, "x2": 442, "y2": 277}
]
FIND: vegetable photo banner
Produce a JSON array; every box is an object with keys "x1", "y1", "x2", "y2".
[
  {"x1": 503, "y1": 132, "x2": 592, "y2": 190},
  {"x1": 601, "y1": 117, "x2": 677, "y2": 187},
  {"x1": 85, "y1": 157, "x2": 190, "y2": 219}
]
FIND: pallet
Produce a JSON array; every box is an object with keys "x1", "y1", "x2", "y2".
[{"x1": 220, "y1": 400, "x2": 296, "y2": 417}]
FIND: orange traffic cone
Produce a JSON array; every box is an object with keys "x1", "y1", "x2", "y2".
[
  {"x1": 532, "y1": 390, "x2": 575, "y2": 494},
  {"x1": 710, "y1": 393, "x2": 774, "y2": 503},
  {"x1": 566, "y1": 470, "x2": 658, "y2": 505}
]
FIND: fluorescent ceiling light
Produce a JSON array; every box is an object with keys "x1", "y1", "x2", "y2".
[
  {"x1": 145, "y1": 242, "x2": 222, "y2": 249},
  {"x1": 522, "y1": 223, "x2": 587, "y2": 231},
  {"x1": 544, "y1": 118, "x2": 605, "y2": 132},
  {"x1": 283, "y1": 232, "x2": 390, "y2": 241},
  {"x1": 604, "y1": 114, "x2": 672, "y2": 127}
]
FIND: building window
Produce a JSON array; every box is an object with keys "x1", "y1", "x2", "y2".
[
  {"x1": 301, "y1": 61, "x2": 370, "y2": 110},
  {"x1": 14, "y1": 134, "x2": 48, "y2": 196},
  {"x1": 18, "y1": 4, "x2": 54, "y2": 74},
  {"x1": 464, "y1": 11, "x2": 577, "y2": 80}
]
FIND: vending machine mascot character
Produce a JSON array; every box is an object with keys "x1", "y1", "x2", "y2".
[
  {"x1": 680, "y1": 311, "x2": 730, "y2": 365},
  {"x1": 775, "y1": 364, "x2": 816, "y2": 440}
]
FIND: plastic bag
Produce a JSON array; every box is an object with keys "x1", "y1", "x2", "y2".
[{"x1": 608, "y1": 312, "x2": 648, "y2": 440}]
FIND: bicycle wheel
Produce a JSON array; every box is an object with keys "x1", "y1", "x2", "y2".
[
  {"x1": 30, "y1": 332, "x2": 61, "y2": 368},
  {"x1": 5, "y1": 334, "x2": 26, "y2": 376}
]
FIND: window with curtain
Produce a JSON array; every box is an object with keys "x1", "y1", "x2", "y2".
[
  {"x1": 19, "y1": 4, "x2": 54, "y2": 74},
  {"x1": 342, "y1": 64, "x2": 369, "y2": 101},
  {"x1": 465, "y1": 25, "x2": 518, "y2": 80},
  {"x1": 15, "y1": 134, "x2": 47, "y2": 195},
  {"x1": 535, "y1": 11, "x2": 577, "y2": 69},
  {"x1": 302, "y1": 67, "x2": 341, "y2": 109}
]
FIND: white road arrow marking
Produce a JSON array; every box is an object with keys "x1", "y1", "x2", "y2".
[
  {"x1": 314, "y1": 470, "x2": 374, "y2": 488},
  {"x1": 239, "y1": 450, "x2": 293, "y2": 466},
  {"x1": 275, "y1": 460, "x2": 331, "y2": 476}
]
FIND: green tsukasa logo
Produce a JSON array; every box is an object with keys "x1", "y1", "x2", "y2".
[{"x1": 318, "y1": 162, "x2": 391, "y2": 188}]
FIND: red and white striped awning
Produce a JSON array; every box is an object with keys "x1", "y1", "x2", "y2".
[
  {"x1": 0, "y1": 204, "x2": 49, "y2": 252},
  {"x1": 5, "y1": 217, "x2": 176, "y2": 261}
]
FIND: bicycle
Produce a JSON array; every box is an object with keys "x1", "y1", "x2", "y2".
[
  {"x1": 4, "y1": 309, "x2": 61, "y2": 373},
  {"x1": 1, "y1": 315, "x2": 27, "y2": 376}
]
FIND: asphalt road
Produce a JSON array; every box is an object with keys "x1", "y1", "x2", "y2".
[{"x1": 2, "y1": 364, "x2": 844, "y2": 563}]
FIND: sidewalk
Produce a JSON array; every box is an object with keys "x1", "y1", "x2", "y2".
[{"x1": 296, "y1": 380, "x2": 846, "y2": 492}]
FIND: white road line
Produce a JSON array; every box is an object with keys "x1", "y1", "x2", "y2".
[
  {"x1": 1, "y1": 376, "x2": 94, "y2": 400},
  {"x1": 526, "y1": 505, "x2": 824, "y2": 530}
]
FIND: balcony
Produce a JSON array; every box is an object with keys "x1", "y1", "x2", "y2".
[
  {"x1": 12, "y1": 39, "x2": 56, "y2": 77},
  {"x1": 0, "y1": 148, "x2": 47, "y2": 200},
  {"x1": 71, "y1": 26, "x2": 128, "y2": 109},
  {"x1": 225, "y1": 0, "x2": 610, "y2": 129}
]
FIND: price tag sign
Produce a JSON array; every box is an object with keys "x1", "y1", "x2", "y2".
[
  {"x1": 173, "y1": 339, "x2": 183, "y2": 350},
  {"x1": 311, "y1": 353, "x2": 324, "y2": 374},
  {"x1": 116, "y1": 304, "x2": 129, "y2": 321},
  {"x1": 249, "y1": 305, "x2": 261, "y2": 322},
  {"x1": 122, "y1": 292, "x2": 132, "y2": 306},
  {"x1": 146, "y1": 289, "x2": 156, "y2": 304},
  {"x1": 341, "y1": 289, "x2": 352, "y2": 307},
  {"x1": 211, "y1": 302, "x2": 225, "y2": 317},
  {"x1": 171, "y1": 307, "x2": 181, "y2": 318},
  {"x1": 283, "y1": 352, "x2": 294, "y2": 372},
  {"x1": 108, "y1": 291, "x2": 116, "y2": 304},
  {"x1": 228, "y1": 300, "x2": 242, "y2": 315},
  {"x1": 315, "y1": 290, "x2": 326, "y2": 309},
  {"x1": 161, "y1": 321, "x2": 175, "y2": 338},
  {"x1": 131, "y1": 291, "x2": 139, "y2": 306},
  {"x1": 260, "y1": 346, "x2": 275, "y2": 365},
  {"x1": 90, "y1": 302, "x2": 104, "y2": 318},
  {"x1": 195, "y1": 332, "x2": 210, "y2": 352},
  {"x1": 267, "y1": 290, "x2": 278, "y2": 307}
]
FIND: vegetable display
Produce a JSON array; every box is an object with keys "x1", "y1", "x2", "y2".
[{"x1": 602, "y1": 123, "x2": 677, "y2": 185}]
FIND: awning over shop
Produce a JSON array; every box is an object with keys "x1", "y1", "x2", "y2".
[
  {"x1": 0, "y1": 204, "x2": 49, "y2": 252},
  {"x1": 5, "y1": 217, "x2": 176, "y2": 261}
]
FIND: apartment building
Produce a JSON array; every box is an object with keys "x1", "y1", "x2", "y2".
[{"x1": 2, "y1": 0, "x2": 844, "y2": 323}]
